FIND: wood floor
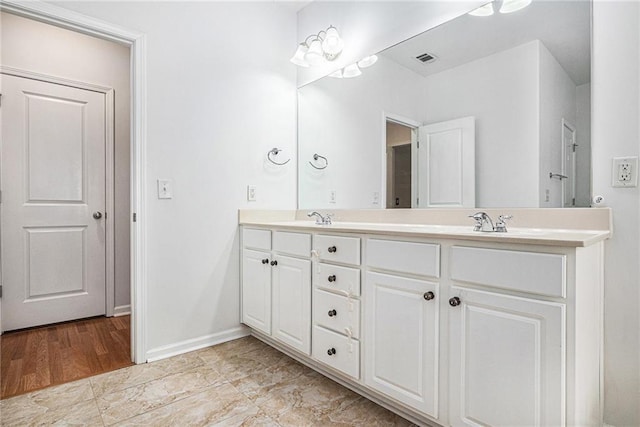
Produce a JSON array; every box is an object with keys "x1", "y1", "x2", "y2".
[{"x1": 0, "y1": 315, "x2": 132, "y2": 399}]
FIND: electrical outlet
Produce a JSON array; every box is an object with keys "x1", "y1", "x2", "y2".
[
  {"x1": 545, "y1": 189, "x2": 550, "y2": 202},
  {"x1": 372, "y1": 191, "x2": 380, "y2": 205},
  {"x1": 247, "y1": 185, "x2": 257, "y2": 201},
  {"x1": 329, "y1": 189, "x2": 337, "y2": 204},
  {"x1": 612, "y1": 157, "x2": 638, "y2": 187}
]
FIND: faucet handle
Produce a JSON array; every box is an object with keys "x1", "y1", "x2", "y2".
[
  {"x1": 468, "y1": 212, "x2": 484, "y2": 231},
  {"x1": 495, "y1": 215, "x2": 513, "y2": 232}
]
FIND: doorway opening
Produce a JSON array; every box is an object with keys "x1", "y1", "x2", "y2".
[
  {"x1": 0, "y1": 1, "x2": 147, "y2": 396},
  {"x1": 386, "y1": 121, "x2": 415, "y2": 209}
]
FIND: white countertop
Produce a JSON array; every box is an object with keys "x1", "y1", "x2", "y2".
[{"x1": 239, "y1": 219, "x2": 610, "y2": 247}]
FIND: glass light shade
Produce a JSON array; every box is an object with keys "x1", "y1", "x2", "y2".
[
  {"x1": 322, "y1": 26, "x2": 344, "y2": 56},
  {"x1": 290, "y1": 43, "x2": 310, "y2": 67},
  {"x1": 500, "y1": 0, "x2": 531, "y2": 14},
  {"x1": 304, "y1": 39, "x2": 326, "y2": 66},
  {"x1": 342, "y1": 63, "x2": 362, "y2": 78},
  {"x1": 468, "y1": 2, "x2": 494, "y2": 16},
  {"x1": 329, "y1": 69, "x2": 343, "y2": 78},
  {"x1": 357, "y1": 55, "x2": 378, "y2": 68}
]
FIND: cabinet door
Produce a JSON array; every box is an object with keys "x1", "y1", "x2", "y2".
[
  {"x1": 364, "y1": 272, "x2": 439, "y2": 418},
  {"x1": 449, "y1": 287, "x2": 565, "y2": 427},
  {"x1": 272, "y1": 255, "x2": 311, "y2": 354},
  {"x1": 241, "y1": 249, "x2": 272, "y2": 334}
]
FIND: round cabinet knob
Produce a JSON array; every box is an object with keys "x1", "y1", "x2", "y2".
[
  {"x1": 262, "y1": 258, "x2": 269, "y2": 264},
  {"x1": 327, "y1": 246, "x2": 337, "y2": 253},
  {"x1": 423, "y1": 291, "x2": 435, "y2": 301},
  {"x1": 270, "y1": 260, "x2": 278, "y2": 266},
  {"x1": 328, "y1": 275, "x2": 336, "y2": 283},
  {"x1": 93, "y1": 211, "x2": 103, "y2": 220},
  {"x1": 449, "y1": 297, "x2": 461, "y2": 307},
  {"x1": 327, "y1": 348, "x2": 336, "y2": 356},
  {"x1": 328, "y1": 309, "x2": 337, "y2": 317}
]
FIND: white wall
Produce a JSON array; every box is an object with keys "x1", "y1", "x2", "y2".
[
  {"x1": 576, "y1": 83, "x2": 592, "y2": 207},
  {"x1": 0, "y1": 11, "x2": 132, "y2": 312},
  {"x1": 51, "y1": 1, "x2": 298, "y2": 358},
  {"x1": 538, "y1": 41, "x2": 577, "y2": 208},
  {"x1": 592, "y1": 2, "x2": 640, "y2": 426},
  {"x1": 298, "y1": 55, "x2": 423, "y2": 209},
  {"x1": 421, "y1": 41, "x2": 541, "y2": 208}
]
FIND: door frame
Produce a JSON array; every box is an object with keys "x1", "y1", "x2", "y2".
[
  {"x1": 1, "y1": 66, "x2": 118, "y2": 317},
  {"x1": 0, "y1": 0, "x2": 148, "y2": 364},
  {"x1": 561, "y1": 118, "x2": 577, "y2": 207},
  {"x1": 381, "y1": 112, "x2": 420, "y2": 209}
]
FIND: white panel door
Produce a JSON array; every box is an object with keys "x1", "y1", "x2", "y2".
[
  {"x1": 418, "y1": 117, "x2": 475, "y2": 207},
  {"x1": 364, "y1": 272, "x2": 439, "y2": 418},
  {"x1": 272, "y1": 255, "x2": 311, "y2": 355},
  {"x1": 449, "y1": 287, "x2": 565, "y2": 427},
  {"x1": 1, "y1": 74, "x2": 107, "y2": 331},
  {"x1": 241, "y1": 249, "x2": 272, "y2": 334}
]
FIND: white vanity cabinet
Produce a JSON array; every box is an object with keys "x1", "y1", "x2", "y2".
[
  {"x1": 240, "y1": 220, "x2": 605, "y2": 427},
  {"x1": 448, "y1": 244, "x2": 603, "y2": 427},
  {"x1": 311, "y1": 234, "x2": 362, "y2": 379},
  {"x1": 364, "y1": 239, "x2": 441, "y2": 418},
  {"x1": 241, "y1": 228, "x2": 312, "y2": 355}
]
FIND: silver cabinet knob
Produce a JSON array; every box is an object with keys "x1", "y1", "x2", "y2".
[{"x1": 93, "y1": 211, "x2": 103, "y2": 220}]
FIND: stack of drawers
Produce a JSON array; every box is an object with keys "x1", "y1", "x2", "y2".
[{"x1": 311, "y1": 234, "x2": 361, "y2": 379}]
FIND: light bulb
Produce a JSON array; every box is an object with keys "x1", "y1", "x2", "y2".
[
  {"x1": 290, "y1": 43, "x2": 309, "y2": 67},
  {"x1": 304, "y1": 38, "x2": 326, "y2": 66},
  {"x1": 342, "y1": 63, "x2": 361, "y2": 78},
  {"x1": 468, "y1": 2, "x2": 494, "y2": 16},
  {"x1": 357, "y1": 55, "x2": 378, "y2": 68},
  {"x1": 500, "y1": 0, "x2": 531, "y2": 14},
  {"x1": 322, "y1": 26, "x2": 344, "y2": 57}
]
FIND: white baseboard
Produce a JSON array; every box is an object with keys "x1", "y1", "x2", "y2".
[
  {"x1": 113, "y1": 305, "x2": 131, "y2": 317},
  {"x1": 145, "y1": 325, "x2": 250, "y2": 363}
]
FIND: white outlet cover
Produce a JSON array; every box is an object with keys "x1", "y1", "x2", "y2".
[
  {"x1": 612, "y1": 156, "x2": 638, "y2": 187},
  {"x1": 247, "y1": 185, "x2": 257, "y2": 201},
  {"x1": 157, "y1": 179, "x2": 173, "y2": 199},
  {"x1": 329, "y1": 190, "x2": 337, "y2": 203}
]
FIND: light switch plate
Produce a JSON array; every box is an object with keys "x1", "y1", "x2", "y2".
[
  {"x1": 247, "y1": 185, "x2": 257, "y2": 202},
  {"x1": 329, "y1": 189, "x2": 337, "y2": 204},
  {"x1": 612, "y1": 157, "x2": 638, "y2": 187},
  {"x1": 157, "y1": 179, "x2": 173, "y2": 199}
]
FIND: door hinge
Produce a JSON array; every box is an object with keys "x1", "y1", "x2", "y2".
[
  {"x1": 133, "y1": 212, "x2": 137, "y2": 222},
  {"x1": 572, "y1": 197, "x2": 576, "y2": 206},
  {"x1": 0, "y1": 190, "x2": 2, "y2": 203},
  {"x1": 0, "y1": 93, "x2": 3, "y2": 108},
  {"x1": 417, "y1": 140, "x2": 420, "y2": 148},
  {"x1": 0, "y1": 285, "x2": 3, "y2": 298},
  {"x1": 416, "y1": 197, "x2": 420, "y2": 205}
]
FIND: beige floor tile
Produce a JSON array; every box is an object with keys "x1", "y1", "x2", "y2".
[
  {"x1": 214, "y1": 345, "x2": 287, "y2": 383},
  {"x1": 231, "y1": 356, "x2": 312, "y2": 401},
  {"x1": 253, "y1": 370, "x2": 361, "y2": 423},
  {"x1": 210, "y1": 408, "x2": 280, "y2": 427},
  {"x1": 195, "y1": 336, "x2": 269, "y2": 365},
  {"x1": 97, "y1": 365, "x2": 226, "y2": 425},
  {"x1": 0, "y1": 378, "x2": 94, "y2": 424},
  {"x1": 1, "y1": 398, "x2": 103, "y2": 427},
  {"x1": 90, "y1": 351, "x2": 205, "y2": 398},
  {"x1": 112, "y1": 383, "x2": 257, "y2": 426},
  {"x1": 322, "y1": 396, "x2": 416, "y2": 426}
]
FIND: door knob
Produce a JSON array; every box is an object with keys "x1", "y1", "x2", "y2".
[
  {"x1": 328, "y1": 275, "x2": 336, "y2": 282},
  {"x1": 93, "y1": 211, "x2": 103, "y2": 220},
  {"x1": 423, "y1": 291, "x2": 435, "y2": 301},
  {"x1": 327, "y1": 246, "x2": 337, "y2": 253},
  {"x1": 449, "y1": 297, "x2": 461, "y2": 307}
]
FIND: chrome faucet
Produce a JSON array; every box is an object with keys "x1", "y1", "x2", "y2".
[
  {"x1": 468, "y1": 212, "x2": 512, "y2": 232},
  {"x1": 307, "y1": 211, "x2": 333, "y2": 225},
  {"x1": 468, "y1": 212, "x2": 495, "y2": 232}
]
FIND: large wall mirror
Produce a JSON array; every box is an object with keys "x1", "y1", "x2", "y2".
[{"x1": 298, "y1": 1, "x2": 591, "y2": 209}]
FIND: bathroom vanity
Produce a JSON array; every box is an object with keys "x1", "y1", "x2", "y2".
[{"x1": 239, "y1": 209, "x2": 610, "y2": 427}]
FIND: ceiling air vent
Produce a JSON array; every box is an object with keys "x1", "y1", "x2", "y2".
[{"x1": 414, "y1": 52, "x2": 437, "y2": 64}]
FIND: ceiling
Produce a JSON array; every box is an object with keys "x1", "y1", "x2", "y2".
[{"x1": 381, "y1": 0, "x2": 591, "y2": 86}]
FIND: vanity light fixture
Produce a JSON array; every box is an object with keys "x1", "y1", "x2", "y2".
[
  {"x1": 290, "y1": 25, "x2": 344, "y2": 67},
  {"x1": 357, "y1": 55, "x2": 378, "y2": 68},
  {"x1": 342, "y1": 63, "x2": 362, "y2": 78},
  {"x1": 468, "y1": 0, "x2": 531, "y2": 16}
]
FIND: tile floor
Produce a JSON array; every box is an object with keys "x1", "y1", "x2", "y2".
[{"x1": 0, "y1": 336, "x2": 415, "y2": 426}]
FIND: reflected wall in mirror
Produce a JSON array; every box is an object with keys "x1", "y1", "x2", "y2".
[{"x1": 298, "y1": 1, "x2": 591, "y2": 209}]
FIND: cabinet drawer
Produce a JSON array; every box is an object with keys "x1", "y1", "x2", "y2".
[
  {"x1": 367, "y1": 239, "x2": 440, "y2": 278},
  {"x1": 243, "y1": 228, "x2": 271, "y2": 251},
  {"x1": 314, "y1": 263, "x2": 361, "y2": 296},
  {"x1": 273, "y1": 231, "x2": 311, "y2": 258},
  {"x1": 314, "y1": 235, "x2": 361, "y2": 266},
  {"x1": 312, "y1": 326, "x2": 360, "y2": 379},
  {"x1": 451, "y1": 246, "x2": 566, "y2": 297},
  {"x1": 313, "y1": 289, "x2": 360, "y2": 339}
]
